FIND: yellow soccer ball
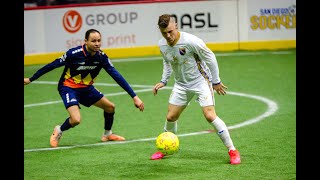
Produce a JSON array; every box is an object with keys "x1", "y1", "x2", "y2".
[{"x1": 156, "y1": 132, "x2": 179, "y2": 155}]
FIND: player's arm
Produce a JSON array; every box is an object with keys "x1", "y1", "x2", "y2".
[
  {"x1": 153, "y1": 59, "x2": 169, "y2": 95},
  {"x1": 159, "y1": 57, "x2": 172, "y2": 86},
  {"x1": 105, "y1": 65, "x2": 137, "y2": 97},
  {"x1": 101, "y1": 54, "x2": 144, "y2": 111},
  {"x1": 24, "y1": 53, "x2": 68, "y2": 85},
  {"x1": 153, "y1": 52, "x2": 172, "y2": 95},
  {"x1": 191, "y1": 39, "x2": 227, "y2": 95},
  {"x1": 191, "y1": 39, "x2": 220, "y2": 84},
  {"x1": 101, "y1": 54, "x2": 136, "y2": 98},
  {"x1": 105, "y1": 66, "x2": 145, "y2": 111}
]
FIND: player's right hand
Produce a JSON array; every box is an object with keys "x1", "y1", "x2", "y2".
[
  {"x1": 24, "y1": 78, "x2": 31, "y2": 85},
  {"x1": 152, "y1": 82, "x2": 165, "y2": 96}
]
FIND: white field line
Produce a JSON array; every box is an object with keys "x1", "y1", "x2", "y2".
[
  {"x1": 23, "y1": 51, "x2": 294, "y2": 71},
  {"x1": 24, "y1": 82, "x2": 171, "y2": 108},
  {"x1": 110, "y1": 50, "x2": 293, "y2": 62},
  {"x1": 24, "y1": 82, "x2": 278, "y2": 152}
]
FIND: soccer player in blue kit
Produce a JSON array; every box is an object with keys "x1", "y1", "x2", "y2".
[{"x1": 24, "y1": 29, "x2": 145, "y2": 148}]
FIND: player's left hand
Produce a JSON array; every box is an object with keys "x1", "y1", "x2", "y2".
[
  {"x1": 133, "y1": 96, "x2": 144, "y2": 112},
  {"x1": 213, "y1": 82, "x2": 228, "y2": 95}
]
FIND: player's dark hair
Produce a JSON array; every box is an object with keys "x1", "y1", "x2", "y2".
[
  {"x1": 85, "y1": 29, "x2": 101, "y2": 40},
  {"x1": 158, "y1": 14, "x2": 175, "y2": 28}
]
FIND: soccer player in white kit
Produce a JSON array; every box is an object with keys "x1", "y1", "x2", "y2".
[{"x1": 150, "y1": 14, "x2": 241, "y2": 165}]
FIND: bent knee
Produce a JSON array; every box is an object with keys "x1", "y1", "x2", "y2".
[
  {"x1": 166, "y1": 115, "x2": 179, "y2": 122},
  {"x1": 205, "y1": 114, "x2": 217, "y2": 123},
  {"x1": 105, "y1": 103, "x2": 115, "y2": 112},
  {"x1": 69, "y1": 117, "x2": 81, "y2": 127}
]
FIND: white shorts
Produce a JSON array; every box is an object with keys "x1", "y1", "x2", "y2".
[{"x1": 169, "y1": 80, "x2": 215, "y2": 107}]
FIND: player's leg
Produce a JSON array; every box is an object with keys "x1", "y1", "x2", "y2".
[
  {"x1": 202, "y1": 106, "x2": 236, "y2": 150},
  {"x1": 197, "y1": 82, "x2": 241, "y2": 164},
  {"x1": 93, "y1": 95, "x2": 125, "y2": 142},
  {"x1": 151, "y1": 104, "x2": 186, "y2": 160},
  {"x1": 202, "y1": 106, "x2": 241, "y2": 164},
  {"x1": 50, "y1": 87, "x2": 81, "y2": 148},
  {"x1": 164, "y1": 104, "x2": 186, "y2": 133},
  {"x1": 164, "y1": 83, "x2": 191, "y2": 133},
  {"x1": 151, "y1": 84, "x2": 190, "y2": 160}
]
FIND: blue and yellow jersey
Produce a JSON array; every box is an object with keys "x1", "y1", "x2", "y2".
[{"x1": 29, "y1": 45, "x2": 136, "y2": 98}]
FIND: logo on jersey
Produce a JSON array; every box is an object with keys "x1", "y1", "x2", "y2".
[
  {"x1": 63, "y1": 10, "x2": 83, "y2": 33},
  {"x1": 77, "y1": 66, "x2": 97, "y2": 70},
  {"x1": 179, "y1": 47, "x2": 186, "y2": 55}
]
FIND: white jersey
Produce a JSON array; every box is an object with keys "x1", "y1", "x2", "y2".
[{"x1": 159, "y1": 31, "x2": 221, "y2": 87}]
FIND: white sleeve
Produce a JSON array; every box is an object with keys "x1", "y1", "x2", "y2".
[
  {"x1": 190, "y1": 38, "x2": 221, "y2": 84},
  {"x1": 160, "y1": 53, "x2": 172, "y2": 85}
]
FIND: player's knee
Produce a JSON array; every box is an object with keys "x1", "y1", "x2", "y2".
[
  {"x1": 69, "y1": 117, "x2": 81, "y2": 127},
  {"x1": 166, "y1": 115, "x2": 179, "y2": 122},
  {"x1": 105, "y1": 103, "x2": 115, "y2": 112},
  {"x1": 205, "y1": 114, "x2": 216, "y2": 123}
]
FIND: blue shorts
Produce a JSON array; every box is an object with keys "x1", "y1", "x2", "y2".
[{"x1": 59, "y1": 85, "x2": 104, "y2": 109}]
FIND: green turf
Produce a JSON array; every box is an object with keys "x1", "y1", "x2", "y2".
[{"x1": 24, "y1": 49, "x2": 296, "y2": 179}]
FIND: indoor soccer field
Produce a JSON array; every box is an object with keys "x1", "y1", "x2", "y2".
[{"x1": 24, "y1": 49, "x2": 296, "y2": 179}]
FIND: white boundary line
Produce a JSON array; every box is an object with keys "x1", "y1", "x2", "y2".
[
  {"x1": 110, "y1": 50, "x2": 293, "y2": 62},
  {"x1": 24, "y1": 82, "x2": 278, "y2": 152}
]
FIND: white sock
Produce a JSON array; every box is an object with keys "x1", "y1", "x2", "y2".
[
  {"x1": 56, "y1": 126, "x2": 62, "y2": 134},
  {"x1": 104, "y1": 130, "x2": 112, "y2": 136},
  {"x1": 164, "y1": 120, "x2": 177, "y2": 134},
  {"x1": 210, "y1": 116, "x2": 236, "y2": 151}
]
